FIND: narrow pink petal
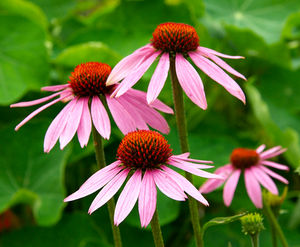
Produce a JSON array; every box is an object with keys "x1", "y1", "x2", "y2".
[
  {"x1": 42, "y1": 84, "x2": 69, "y2": 92},
  {"x1": 244, "y1": 169, "x2": 262, "y2": 208},
  {"x1": 147, "y1": 52, "x2": 170, "y2": 104},
  {"x1": 189, "y1": 51, "x2": 245, "y2": 103},
  {"x1": 261, "y1": 160, "x2": 289, "y2": 171},
  {"x1": 170, "y1": 154, "x2": 213, "y2": 164},
  {"x1": 44, "y1": 98, "x2": 77, "y2": 153},
  {"x1": 223, "y1": 169, "x2": 241, "y2": 206},
  {"x1": 168, "y1": 159, "x2": 213, "y2": 169},
  {"x1": 64, "y1": 162, "x2": 123, "y2": 202},
  {"x1": 114, "y1": 170, "x2": 142, "y2": 226},
  {"x1": 162, "y1": 166, "x2": 208, "y2": 206},
  {"x1": 259, "y1": 166, "x2": 289, "y2": 184},
  {"x1": 77, "y1": 98, "x2": 92, "y2": 147},
  {"x1": 198, "y1": 47, "x2": 244, "y2": 59},
  {"x1": 256, "y1": 144, "x2": 266, "y2": 153},
  {"x1": 113, "y1": 51, "x2": 161, "y2": 98},
  {"x1": 200, "y1": 165, "x2": 234, "y2": 194},
  {"x1": 89, "y1": 168, "x2": 130, "y2": 214},
  {"x1": 251, "y1": 166, "x2": 278, "y2": 195},
  {"x1": 91, "y1": 96, "x2": 110, "y2": 139},
  {"x1": 152, "y1": 169, "x2": 186, "y2": 201},
  {"x1": 106, "y1": 95, "x2": 137, "y2": 134},
  {"x1": 173, "y1": 152, "x2": 190, "y2": 159},
  {"x1": 10, "y1": 92, "x2": 62, "y2": 108},
  {"x1": 260, "y1": 146, "x2": 286, "y2": 159},
  {"x1": 138, "y1": 170, "x2": 157, "y2": 227},
  {"x1": 106, "y1": 44, "x2": 155, "y2": 85},
  {"x1": 59, "y1": 98, "x2": 84, "y2": 149},
  {"x1": 175, "y1": 53, "x2": 207, "y2": 109}
]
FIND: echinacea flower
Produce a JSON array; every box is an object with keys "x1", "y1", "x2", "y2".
[
  {"x1": 11, "y1": 62, "x2": 173, "y2": 153},
  {"x1": 64, "y1": 130, "x2": 221, "y2": 227},
  {"x1": 199, "y1": 145, "x2": 289, "y2": 208},
  {"x1": 106, "y1": 22, "x2": 246, "y2": 109}
]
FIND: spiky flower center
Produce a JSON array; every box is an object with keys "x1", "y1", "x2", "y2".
[
  {"x1": 68, "y1": 62, "x2": 112, "y2": 97},
  {"x1": 151, "y1": 22, "x2": 199, "y2": 53},
  {"x1": 230, "y1": 148, "x2": 259, "y2": 169},
  {"x1": 117, "y1": 130, "x2": 172, "y2": 169}
]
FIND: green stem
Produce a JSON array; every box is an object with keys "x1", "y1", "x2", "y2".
[
  {"x1": 92, "y1": 126, "x2": 122, "y2": 247},
  {"x1": 250, "y1": 233, "x2": 259, "y2": 247},
  {"x1": 150, "y1": 210, "x2": 165, "y2": 247},
  {"x1": 263, "y1": 203, "x2": 288, "y2": 247},
  {"x1": 170, "y1": 55, "x2": 204, "y2": 247},
  {"x1": 270, "y1": 225, "x2": 278, "y2": 247}
]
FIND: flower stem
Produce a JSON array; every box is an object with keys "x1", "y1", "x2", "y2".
[
  {"x1": 170, "y1": 55, "x2": 204, "y2": 247},
  {"x1": 250, "y1": 234, "x2": 259, "y2": 247},
  {"x1": 150, "y1": 209, "x2": 165, "y2": 247},
  {"x1": 92, "y1": 126, "x2": 122, "y2": 247}
]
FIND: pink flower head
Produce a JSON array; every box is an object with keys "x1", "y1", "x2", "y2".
[
  {"x1": 106, "y1": 22, "x2": 246, "y2": 109},
  {"x1": 200, "y1": 145, "x2": 289, "y2": 208},
  {"x1": 64, "y1": 130, "x2": 221, "y2": 227},
  {"x1": 11, "y1": 62, "x2": 173, "y2": 153}
]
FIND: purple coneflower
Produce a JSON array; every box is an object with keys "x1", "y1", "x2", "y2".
[
  {"x1": 11, "y1": 62, "x2": 173, "y2": 153},
  {"x1": 64, "y1": 130, "x2": 221, "y2": 227},
  {"x1": 106, "y1": 22, "x2": 246, "y2": 109},
  {"x1": 200, "y1": 145, "x2": 289, "y2": 208}
]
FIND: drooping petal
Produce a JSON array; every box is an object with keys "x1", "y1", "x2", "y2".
[
  {"x1": 244, "y1": 168, "x2": 262, "y2": 208},
  {"x1": 138, "y1": 170, "x2": 157, "y2": 227},
  {"x1": 256, "y1": 144, "x2": 266, "y2": 153},
  {"x1": 77, "y1": 97, "x2": 92, "y2": 147},
  {"x1": 44, "y1": 98, "x2": 77, "y2": 153},
  {"x1": 88, "y1": 168, "x2": 130, "y2": 214},
  {"x1": 59, "y1": 98, "x2": 84, "y2": 149},
  {"x1": 147, "y1": 52, "x2": 170, "y2": 104},
  {"x1": 259, "y1": 166, "x2": 289, "y2": 184},
  {"x1": 114, "y1": 170, "x2": 142, "y2": 226},
  {"x1": 152, "y1": 169, "x2": 186, "y2": 201},
  {"x1": 175, "y1": 53, "x2": 207, "y2": 109},
  {"x1": 189, "y1": 51, "x2": 245, "y2": 103},
  {"x1": 41, "y1": 84, "x2": 69, "y2": 92},
  {"x1": 223, "y1": 169, "x2": 241, "y2": 206},
  {"x1": 170, "y1": 154, "x2": 213, "y2": 164},
  {"x1": 251, "y1": 166, "x2": 278, "y2": 195},
  {"x1": 200, "y1": 165, "x2": 233, "y2": 193},
  {"x1": 91, "y1": 96, "x2": 110, "y2": 139},
  {"x1": 168, "y1": 159, "x2": 213, "y2": 169},
  {"x1": 261, "y1": 160, "x2": 289, "y2": 171},
  {"x1": 162, "y1": 166, "x2": 208, "y2": 206},
  {"x1": 260, "y1": 146, "x2": 286, "y2": 159},
  {"x1": 198, "y1": 47, "x2": 244, "y2": 59}
]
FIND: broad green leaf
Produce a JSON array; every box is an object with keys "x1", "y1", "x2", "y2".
[
  {"x1": 55, "y1": 42, "x2": 121, "y2": 68},
  {"x1": 0, "y1": 14, "x2": 49, "y2": 105},
  {"x1": 0, "y1": 121, "x2": 70, "y2": 225},
  {"x1": 203, "y1": 0, "x2": 300, "y2": 44}
]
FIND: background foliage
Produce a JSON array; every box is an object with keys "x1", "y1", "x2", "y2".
[{"x1": 0, "y1": 0, "x2": 300, "y2": 246}]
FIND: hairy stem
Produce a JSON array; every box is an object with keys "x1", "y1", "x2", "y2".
[{"x1": 150, "y1": 210, "x2": 165, "y2": 247}]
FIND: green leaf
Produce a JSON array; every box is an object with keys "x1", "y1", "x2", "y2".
[
  {"x1": 0, "y1": 121, "x2": 70, "y2": 225},
  {"x1": 55, "y1": 42, "x2": 121, "y2": 68},
  {"x1": 203, "y1": 0, "x2": 300, "y2": 44},
  {"x1": 0, "y1": 14, "x2": 50, "y2": 105}
]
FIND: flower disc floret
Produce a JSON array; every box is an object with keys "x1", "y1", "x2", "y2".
[
  {"x1": 117, "y1": 130, "x2": 172, "y2": 169},
  {"x1": 69, "y1": 62, "x2": 112, "y2": 96},
  {"x1": 151, "y1": 22, "x2": 199, "y2": 53},
  {"x1": 230, "y1": 148, "x2": 259, "y2": 169}
]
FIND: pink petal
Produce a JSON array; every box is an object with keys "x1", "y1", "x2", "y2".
[
  {"x1": 198, "y1": 47, "x2": 244, "y2": 59},
  {"x1": 77, "y1": 98, "x2": 92, "y2": 147},
  {"x1": 189, "y1": 51, "x2": 245, "y2": 104},
  {"x1": 244, "y1": 168, "x2": 262, "y2": 208},
  {"x1": 168, "y1": 158, "x2": 214, "y2": 169},
  {"x1": 260, "y1": 146, "x2": 286, "y2": 159},
  {"x1": 256, "y1": 144, "x2": 266, "y2": 153},
  {"x1": 175, "y1": 53, "x2": 207, "y2": 109},
  {"x1": 251, "y1": 166, "x2": 278, "y2": 195},
  {"x1": 152, "y1": 169, "x2": 186, "y2": 201},
  {"x1": 200, "y1": 165, "x2": 233, "y2": 193},
  {"x1": 147, "y1": 52, "x2": 170, "y2": 104},
  {"x1": 41, "y1": 84, "x2": 69, "y2": 92},
  {"x1": 114, "y1": 170, "x2": 142, "y2": 226},
  {"x1": 88, "y1": 168, "x2": 130, "y2": 214},
  {"x1": 138, "y1": 170, "x2": 157, "y2": 227},
  {"x1": 91, "y1": 96, "x2": 110, "y2": 139},
  {"x1": 106, "y1": 95, "x2": 137, "y2": 134},
  {"x1": 261, "y1": 160, "x2": 289, "y2": 171},
  {"x1": 113, "y1": 51, "x2": 161, "y2": 98},
  {"x1": 259, "y1": 166, "x2": 289, "y2": 184},
  {"x1": 170, "y1": 155, "x2": 213, "y2": 165},
  {"x1": 44, "y1": 98, "x2": 77, "y2": 153},
  {"x1": 59, "y1": 98, "x2": 84, "y2": 149},
  {"x1": 162, "y1": 166, "x2": 208, "y2": 206},
  {"x1": 223, "y1": 169, "x2": 241, "y2": 206}
]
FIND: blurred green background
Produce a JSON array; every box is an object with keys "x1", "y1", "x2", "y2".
[{"x1": 0, "y1": 0, "x2": 300, "y2": 246}]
